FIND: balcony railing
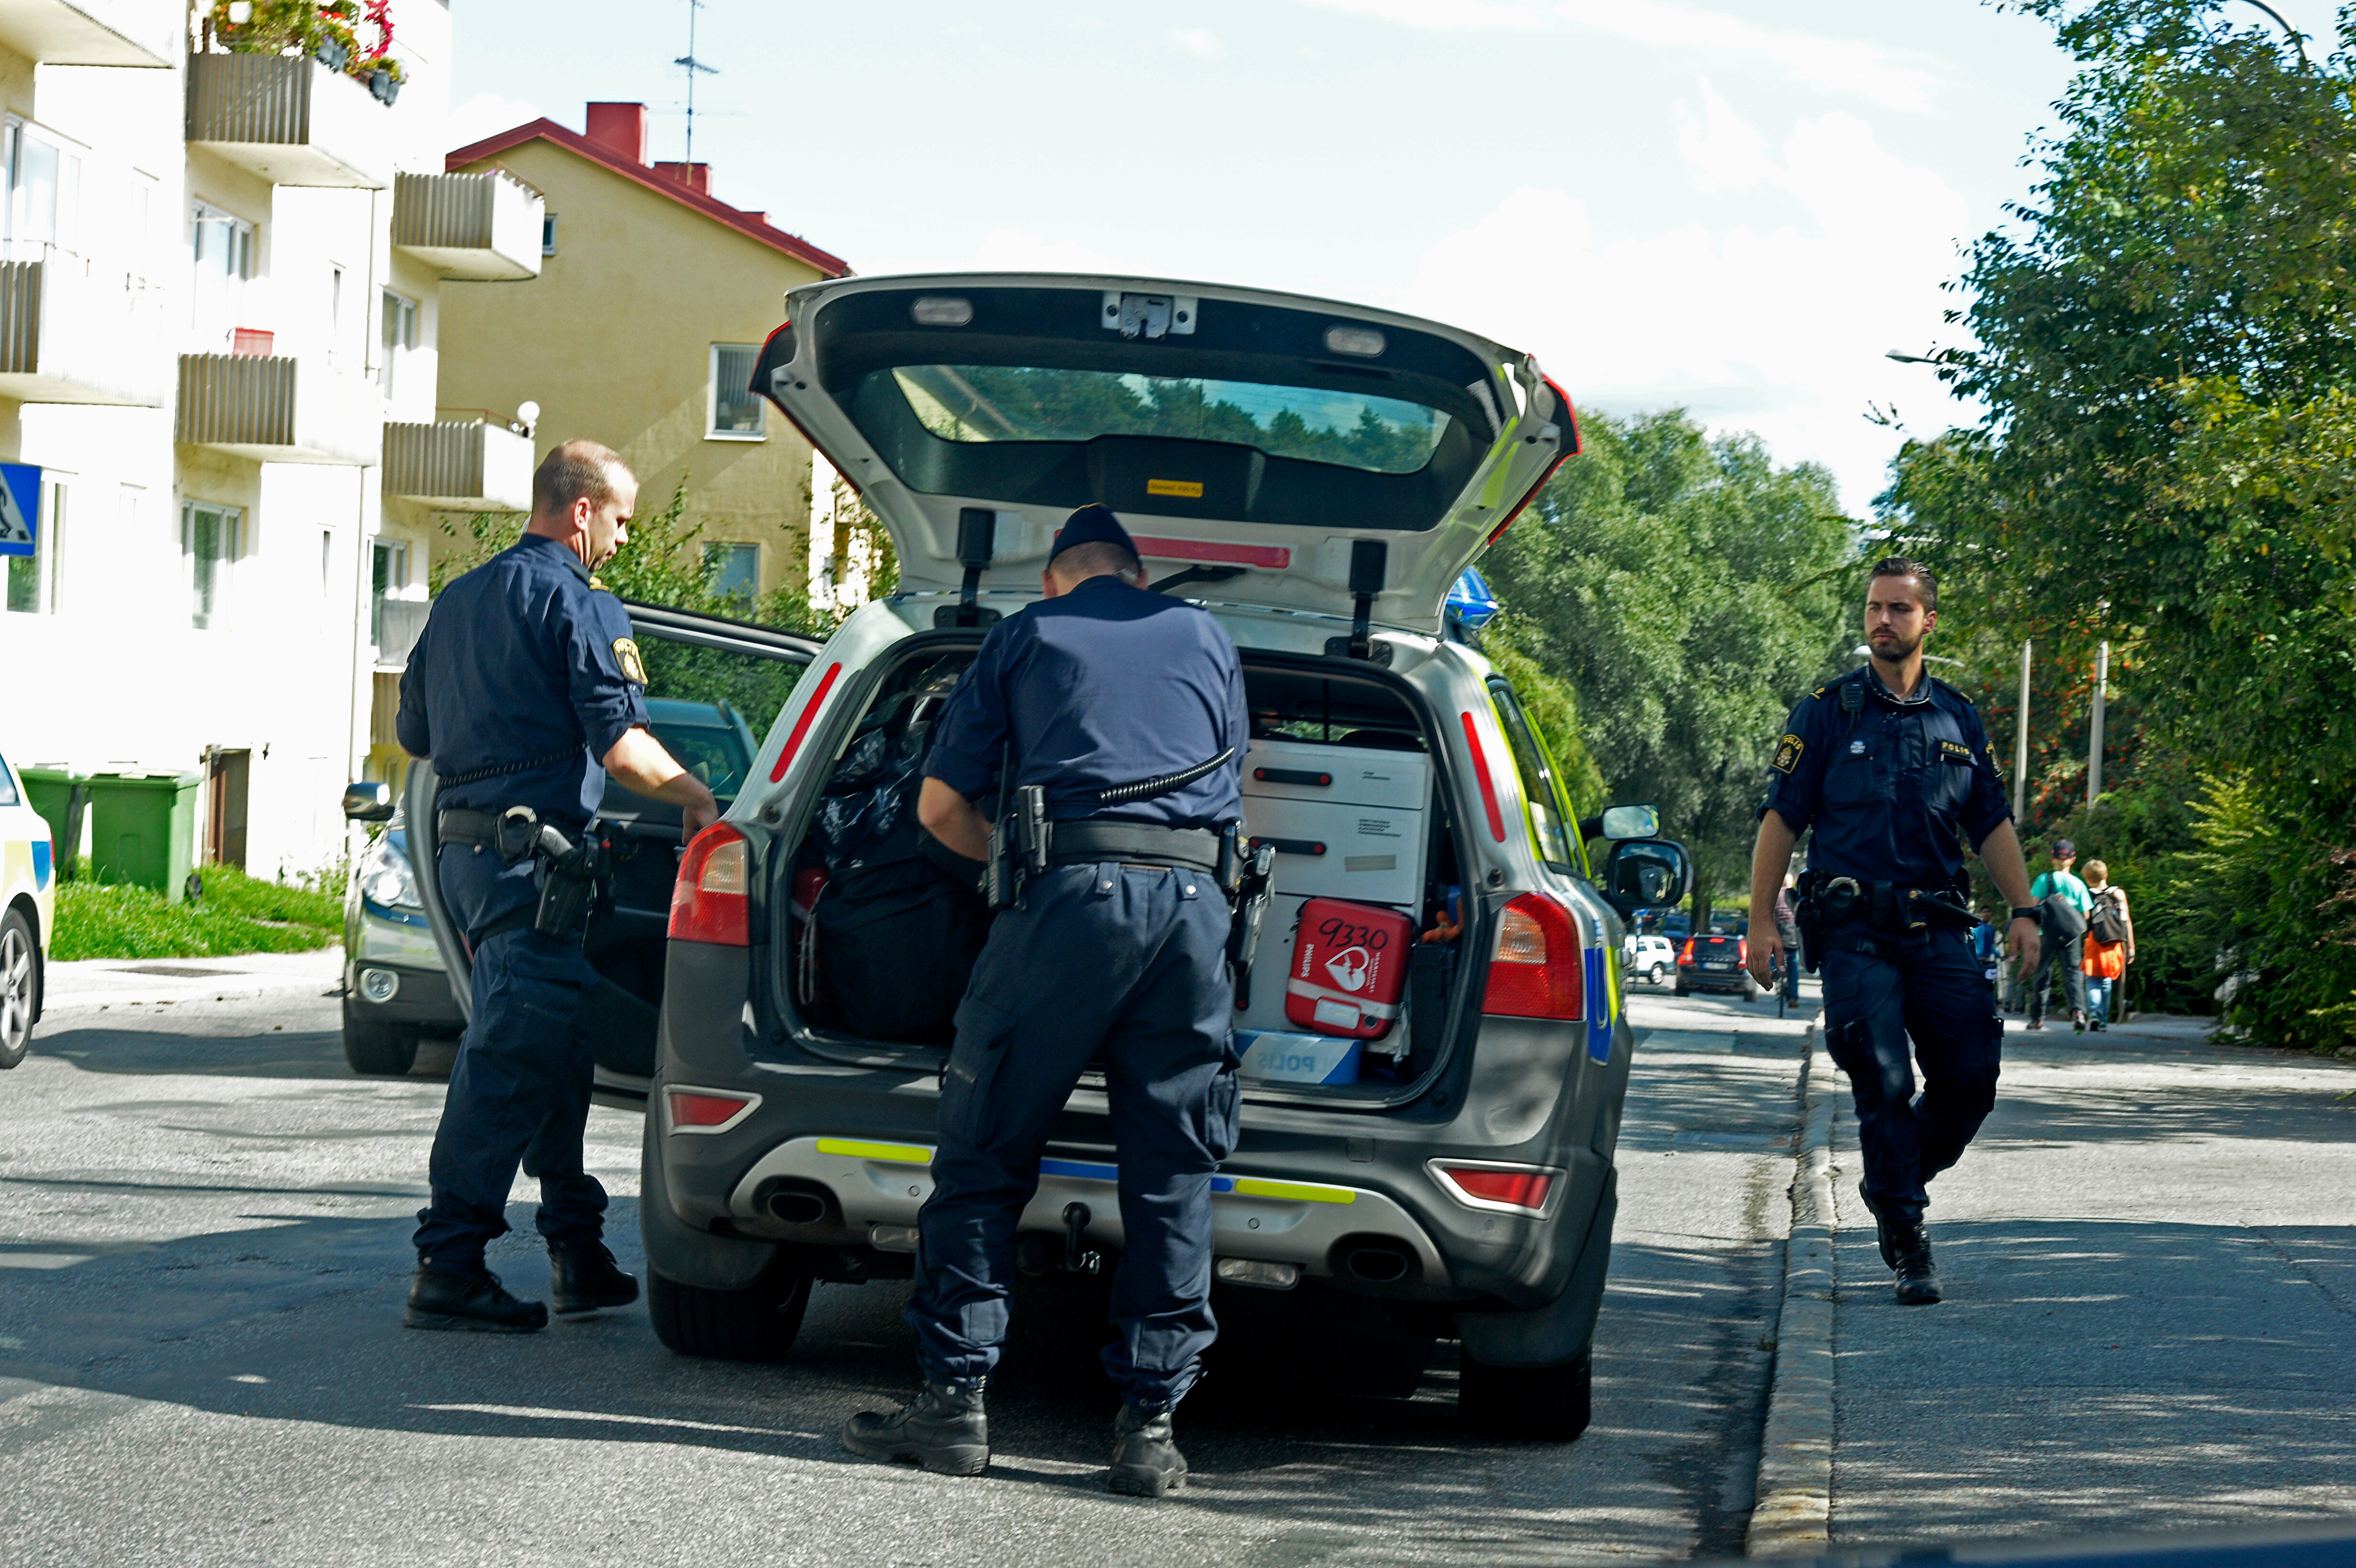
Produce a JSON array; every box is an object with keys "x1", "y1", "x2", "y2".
[
  {"x1": 383, "y1": 420, "x2": 533, "y2": 510},
  {"x1": 185, "y1": 52, "x2": 391, "y2": 189},
  {"x1": 176, "y1": 352, "x2": 381, "y2": 466},
  {"x1": 0, "y1": 0, "x2": 177, "y2": 67},
  {"x1": 391, "y1": 172, "x2": 544, "y2": 282},
  {"x1": 0, "y1": 251, "x2": 166, "y2": 406}
]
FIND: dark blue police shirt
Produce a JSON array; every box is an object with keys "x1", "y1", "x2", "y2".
[
  {"x1": 395, "y1": 534, "x2": 651, "y2": 831},
  {"x1": 1760, "y1": 665, "x2": 2009, "y2": 889},
  {"x1": 923, "y1": 575, "x2": 1247, "y2": 829}
]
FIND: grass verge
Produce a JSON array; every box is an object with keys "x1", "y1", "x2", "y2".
[{"x1": 52, "y1": 864, "x2": 343, "y2": 961}]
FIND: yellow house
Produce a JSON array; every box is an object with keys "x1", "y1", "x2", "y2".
[{"x1": 437, "y1": 102, "x2": 849, "y2": 599}]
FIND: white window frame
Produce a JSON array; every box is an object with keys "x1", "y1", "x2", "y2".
[
  {"x1": 379, "y1": 288, "x2": 417, "y2": 398},
  {"x1": 707, "y1": 343, "x2": 766, "y2": 441},
  {"x1": 3, "y1": 475, "x2": 65, "y2": 616},
  {"x1": 191, "y1": 200, "x2": 255, "y2": 346},
  {"x1": 541, "y1": 212, "x2": 557, "y2": 256},
  {"x1": 3, "y1": 116, "x2": 84, "y2": 263},
  {"x1": 371, "y1": 536, "x2": 409, "y2": 646},
  {"x1": 702, "y1": 540, "x2": 760, "y2": 604},
  {"x1": 182, "y1": 497, "x2": 242, "y2": 632}
]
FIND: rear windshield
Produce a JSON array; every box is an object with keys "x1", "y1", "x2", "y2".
[{"x1": 892, "y1": 366, "x2": 1451, "y2": 476}]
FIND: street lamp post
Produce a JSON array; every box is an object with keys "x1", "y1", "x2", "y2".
[
  {"x1": 2087, "y1": 640, "x2": 2109, "y2": 803},
  {"x1": 2013, "y1": 639, "x2": 2032, "y2": 824}
]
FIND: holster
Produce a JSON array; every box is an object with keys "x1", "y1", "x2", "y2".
[
  {"x1": 495, "y1": 806, "x2": 615, "y2": 945},
  {"x1": 986, "y1": 784, "x2": 1051, "y2": 914},
  {"x1": 1224, "y1": 832, "x2": 1276, "y2": 1009}
]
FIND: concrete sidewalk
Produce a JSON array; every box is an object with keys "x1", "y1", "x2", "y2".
[
  {"x1": 42, "y1": 947, "x2": 343, "y2": 1014},
  {"x1": 1823, "y1": 1018, "x2": 2356, "y2": 1546}
]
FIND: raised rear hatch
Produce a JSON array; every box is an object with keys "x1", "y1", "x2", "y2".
[{"x1": 753, "y1": 274, "x2": 1577, "y2": 633}]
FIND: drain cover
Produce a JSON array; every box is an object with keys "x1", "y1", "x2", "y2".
[{"x1": 119, "y1": 965, "x2": 243, "y2": 979}]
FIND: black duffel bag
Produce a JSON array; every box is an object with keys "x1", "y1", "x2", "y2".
[{"x1": 814, "y1": 843, "x2": 990, "y2": 1043}]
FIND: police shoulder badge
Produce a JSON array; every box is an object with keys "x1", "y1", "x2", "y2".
[
  {"x1": 613, "y1": 637, "x2": 647, "y2": 685},
  {"x1": 1771, "y1": 733, "x2": 1804, "y2": 773}
]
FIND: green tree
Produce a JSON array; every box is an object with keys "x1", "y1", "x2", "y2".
[
  {"x1": 1883, "y1": 0, "x2": 2356, "y2": 1046},
  {"x1": 1482, "y1": 408, "x2": 1856, "y2": 922}
]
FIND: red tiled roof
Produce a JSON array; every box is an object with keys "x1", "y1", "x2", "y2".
[{"x1": 446, "y1": 118, "x2": 851, "y2": 278}]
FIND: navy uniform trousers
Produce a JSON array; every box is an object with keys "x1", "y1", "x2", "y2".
[
  {"x1": 412, "y1": 844, "x2": 608, "y2": 1271},
  {"x1": 1819, "y1": 922, "x2": 2004, "y2": 1227},
  {"x1": 908, "y1": 860, "x2": 1240, "y2": 1412}
]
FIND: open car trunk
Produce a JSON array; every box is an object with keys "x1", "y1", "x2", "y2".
[
  {"x1": 409, "y1": 602, "x2": 818, "y2": 1105},
  {"x1": 753, "y1": 273, "x2": 1575, "y2": 633},
  {"x1": 759, "y1": 628, "x2": 1484, "y2": 1109}
]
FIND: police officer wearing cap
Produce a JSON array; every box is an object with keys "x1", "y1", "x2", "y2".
[
  {"x1": 840, "y1": 503, "x2": 1247, "y2": 1497},
  {"x1": 1745, "y1": 557, "x2": 2043, "y2": 1305},
  {"x1": 397, "y1": 440, "x2": 719, "y2": 1332}
]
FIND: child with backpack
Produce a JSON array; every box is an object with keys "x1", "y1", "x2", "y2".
[{"x1": 2080, "y1": 860, "x2": 2135, "y2": 1031}]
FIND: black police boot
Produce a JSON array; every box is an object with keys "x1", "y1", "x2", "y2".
[
  {"x1": 1860, "y1": 1181, "x2": 1901, "y2": 1270},
  {"x1": 548, "y1": 1240, "x2": 638, "y2": 1316},
  {"x1": 841, "y1": 1381, "x2": 989, "y2": 1476},
  {"x1": 404, "y1": 1264, "x2": 548, "y2": 1332},
  {"x1": 1891, "y1": 1226, "x2": 1942, "y2": 1306},
  {"x1": 1106, "y1": 1403, "x2": 1188, "y2": 1497}
]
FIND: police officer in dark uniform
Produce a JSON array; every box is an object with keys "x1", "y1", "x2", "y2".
[
  {"x1": 1745, "y1": 557, "x2": 2043, "y2": 1305},
  {"x1": 397, "y1": 440, "x2": 719, "y2": 1332},
  {"x1": 841, "y1": 504, "x2": 1246, "y2": 1497}
]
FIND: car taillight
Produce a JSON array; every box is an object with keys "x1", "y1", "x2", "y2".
[
  {"x1": 1739, "y1": 936, "x2": 1749, "y2": 966},
  {"x1": 1431, "y1": 1162, "x2": 1558, "y2": 1216},
  {"x1": 670, "y1": 822, "x2": 750, "y2": 945},
  {"x1": 1483, "y1": 892, "x2": 1584, "y2": 1019},
  {"x1": 667, "y1": 1089, "x2": 756, "y2": 1131},
  {"x1": 1679, "y1": 938, "x2": 1695, "y2": 965}
]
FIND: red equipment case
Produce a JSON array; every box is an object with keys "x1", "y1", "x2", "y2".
[{"x1": 1284, "y1": 897, "x2": 1414, "y2": 1040}]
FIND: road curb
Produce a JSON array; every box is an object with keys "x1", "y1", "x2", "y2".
[{"x1": 1746, "y1": 1020, "x2": 1837, "y2": 1557}]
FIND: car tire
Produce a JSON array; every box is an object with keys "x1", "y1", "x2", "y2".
[
  {"x1": 648, "y1": 1256, "x2": 813, "y2": 1362},
  {"x1": 342, "y1": 1002, "x2": 421, "y2": 1077},
  {"x1": 0, "y1": 905, "x2": 41, "y2": 1070},
  {"x1": 1461, "y1": 1348, "x2": 1592, "y2": 1440},
  {"x1": 1647, "y1": 963, "x2": 1666, "y2": 986}
]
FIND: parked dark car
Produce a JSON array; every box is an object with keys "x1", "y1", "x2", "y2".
[{"x1": 1675, "y1": 929, "x2": 1760, "y2": 1000}]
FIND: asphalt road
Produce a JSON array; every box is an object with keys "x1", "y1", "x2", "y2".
[
  {"x1": 1826, "y1": 1019, "x2": 2356, "y2": 1546},
  {"x1": 0, "y1": 974, "x2": 1807, "y2": 1567}
]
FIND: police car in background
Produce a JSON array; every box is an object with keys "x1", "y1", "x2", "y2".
[
  {"x1": 406, "y1": 276, "x2": 1694, "y2": 1441},
  {"x1": 0, "y1": 749, "x2": 53, "y2": 1068}
]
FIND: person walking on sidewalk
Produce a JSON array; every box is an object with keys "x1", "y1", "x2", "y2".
[
  {"x1": 2027, "y1": 840, "x2": 2092, "y2": 1032},
  {"x1": 2080, "y1": 860, "x2": 2135, "y2": 1031},
  {"x1": 1746, "y1": 558, "x2": 2044, "y2": 1307}
]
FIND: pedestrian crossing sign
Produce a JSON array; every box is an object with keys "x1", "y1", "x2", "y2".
[{"x1": 0, "y1": 464, "x2": 39, "y2": 557}]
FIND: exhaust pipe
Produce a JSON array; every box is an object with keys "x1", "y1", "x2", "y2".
[
  {"x1": 1342, "y1": 1243, "x2": 1413, "y2": 1285},
  {"x1": 755, "y1": 1180, "x2": 832, "y2": 1226}
]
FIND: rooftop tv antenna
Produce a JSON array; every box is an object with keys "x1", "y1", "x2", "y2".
[{"x1": 675, "y1": 0, "x2": 718, "y2": 163}]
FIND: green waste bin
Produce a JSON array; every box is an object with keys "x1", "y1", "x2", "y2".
[
  {"x1": 17, "y1": 767, "x2": 88, "y2": 877},
  {"x1": 83, "y1": 772, "x2": 202, "y2": 901}
]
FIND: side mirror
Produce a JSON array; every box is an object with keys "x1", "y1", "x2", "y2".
[
  {"x1": 342, "y1": 781, "x2": 394, "y2": 823},
  {"x1": 1581, "y1": 803, "x2": 1661, "y2": 842},
  {"x1": 1601, "y1": 837, "x2": 1693, "y2": 915}
]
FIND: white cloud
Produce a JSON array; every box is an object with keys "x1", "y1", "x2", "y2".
[
  {"x1": 1555, "y1": 0, "x2": 1944, "y2": 113},
  {"x1": 1165, "y1": 27, "x2": 1224, "y2": 59},
  {"x1": 1288, "y1": 0, "x2": 1545, "y2": 28},
  {"x1": 1404, "y1": 92, "x2": 1972, "y2": 511},
  {"x1": 447, "y1": 91, "x2": 546, "y2": 153}
]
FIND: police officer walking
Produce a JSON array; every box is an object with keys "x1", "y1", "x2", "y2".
[
  {"x1": 1745, "y1": 558, "x2": 2043, "y2": 1306},
  {"x1": 841, "y1": 504, "x2": 1246, "y2": 1497},
  {"x1": 397, "y1": 440, "x2": 719, "y2": 1331}
]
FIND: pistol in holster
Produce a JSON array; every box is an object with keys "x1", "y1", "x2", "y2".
[
  {"x1": 1220, "y1": 825, "x2": 1276, "y2": 1009},
  {"x1": 986, "y1": 784, "x2": 1051, "y2": 913},
  {"x1": 496, "y1": 805, "x2": 617, "y2": 944},
  {"x1": 1793, "y1": 871, "x2": 1862, "y2": 974}
]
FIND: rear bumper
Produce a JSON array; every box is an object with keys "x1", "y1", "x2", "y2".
[
  {"x1": 1677, "y1": 966, "x2": 1751, "y2": 992},
  {"x1": 652, "y1": 941, "x2": 1628, "y2": 1314}
]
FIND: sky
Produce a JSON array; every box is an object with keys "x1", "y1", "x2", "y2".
[{"x1": 447, "y1": 0, "x2": 2345, "y2": 516}]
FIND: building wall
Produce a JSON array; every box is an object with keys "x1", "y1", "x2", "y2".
[
  {"x1": 439, "y1": 139, "x2": 827, "y2": 601},
  {"x1": 0, "y1": 0, "x2": 488, "y2": 886}
]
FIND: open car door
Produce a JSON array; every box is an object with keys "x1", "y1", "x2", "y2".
[
  {"x1": 753, "y1": 273, "x2": 1576, "y2": 633},
  {"x1": 408, "y1": 601, "x2": 819, "y2": 1106}
]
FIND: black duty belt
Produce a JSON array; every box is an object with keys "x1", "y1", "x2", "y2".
[
  {"x1": 1046, "y1": 821, "x2": 1222, "y2": 874},
  {"x1": 436, "y1": 809, "x2": 504, "y2": 848}
]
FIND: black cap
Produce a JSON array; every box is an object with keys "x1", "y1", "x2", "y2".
[
  {"x1": 2052, "y1": 838, "x2": 2076, "y2": 859},
  {"x1": 1049, "y1": 503, "x2": 1137, "y2": 566}
]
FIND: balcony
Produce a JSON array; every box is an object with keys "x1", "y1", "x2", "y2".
[
  {"x1": 185, "y1": 52, "x2": 391, "y2": 189},
  {"x1": 176, "y1": 352, "x2": 381, "y2": 465},
  {"x1": 391, "y1": 172, "x2": 543, "y2": 282},
  {"x1": 0, "y1": 251, "x2": 166, "y2": 405},
  {"x1": 383, "y1": 420, "x2": 533, "y2": 510},
  {"x1": 0, "y1": 0, "x2": 176, "y2": 67}
]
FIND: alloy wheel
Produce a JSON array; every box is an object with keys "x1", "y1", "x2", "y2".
[{"x1": 0, "y1": 924, "x2": 33, "y2": 1061}]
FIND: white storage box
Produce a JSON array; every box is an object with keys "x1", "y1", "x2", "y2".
[
  {"x1": 1240, "y1": 738, "x2": 1431, "y2": 909},
  {"x1": 1235, "y1": 1029, "x2": 1362, "y2": 1085},
  {"x1": 1243, "y1": 738, "x2": 1431, "y2": 812}
]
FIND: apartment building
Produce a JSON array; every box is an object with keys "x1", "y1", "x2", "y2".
[
  {"x1": 0, "y1": 0, "x2": 541, "y2": 880},
  {"x1": 439, "y1": 102, "x2": 848, "y2": 609}
]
